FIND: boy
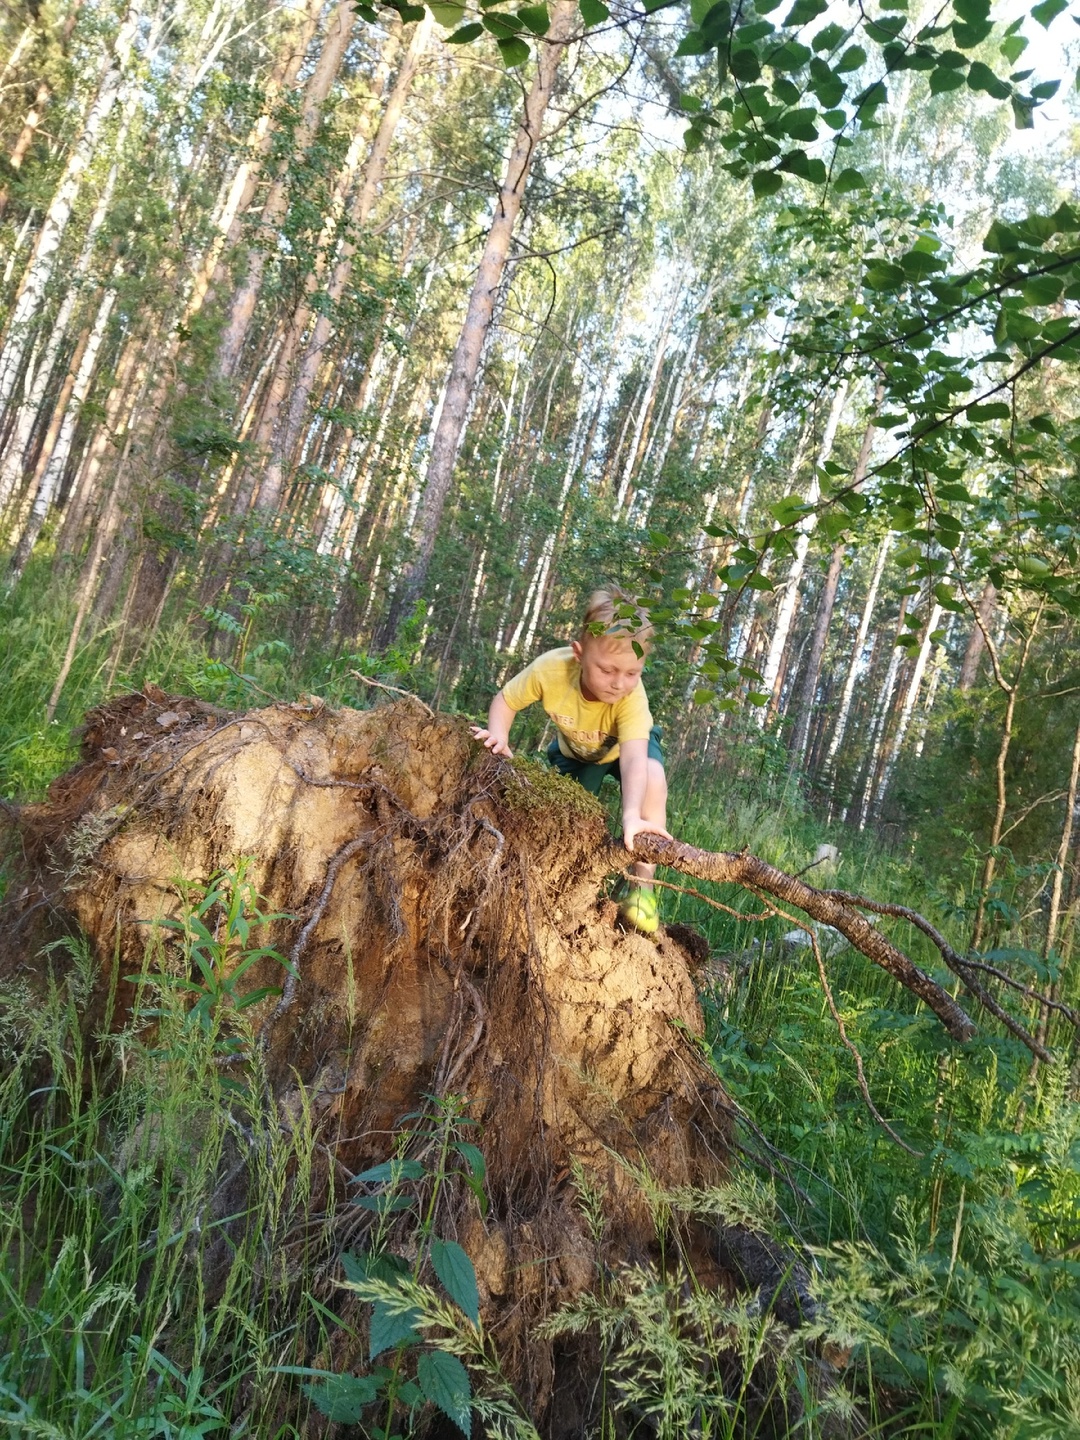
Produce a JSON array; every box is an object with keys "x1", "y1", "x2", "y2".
[{"x1": 471, "y1": 589, "x2": 671, "y2": 933}]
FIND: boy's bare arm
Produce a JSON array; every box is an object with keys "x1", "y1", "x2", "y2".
[
  {"x1": 470, "y1": 691, "x2": 517, "y2": 758},
  {"x1": 618, "y1": 739, "x2": 672, "y2": 851}
]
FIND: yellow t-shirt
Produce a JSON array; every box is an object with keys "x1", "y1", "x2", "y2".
[{"x1": 501, "y1": 647, "x2": 653, "y2": 764}]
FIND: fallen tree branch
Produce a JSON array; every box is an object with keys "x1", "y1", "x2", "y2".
[{"x1": 627, "y1": 835, "x2": 978, "y2": 1044}]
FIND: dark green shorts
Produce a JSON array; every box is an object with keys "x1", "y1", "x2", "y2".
[{"x1": 546, "y1": 726, "x2": 664, "y2": 796}]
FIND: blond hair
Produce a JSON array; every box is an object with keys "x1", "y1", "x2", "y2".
[{"x1": 580, "y1": 588, "x2": 654, "y2": 648}]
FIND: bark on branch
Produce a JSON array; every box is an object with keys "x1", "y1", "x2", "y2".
[{"x1": 629, "y1": 834, "x2": 980, "y2": 1044}]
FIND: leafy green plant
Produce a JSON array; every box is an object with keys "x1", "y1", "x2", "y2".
[
  {"x1": 296, "y1": 1095, "x2": 535, "y2": 1439},
  {"x1": 132, "y1": 859, "x2": 294, "y2": 1073}
]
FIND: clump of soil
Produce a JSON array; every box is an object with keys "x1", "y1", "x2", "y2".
[{"x1": 2, "y1": 691, "x2": 806, "y2": 1431}]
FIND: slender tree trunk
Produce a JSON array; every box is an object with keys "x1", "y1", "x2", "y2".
[
  {"x1": 759, "y1": 381, "x2": 849, "y2": 723},
  {"x1": 970, "y1": 606, "x2": 1045, "y2": 949},
  {"x1": 215, "y1": 0, "x2": 357, "y2": 385},
  {"x1": 254, "y1": 13, "x2": 433, "y2": 516},
  {"x1": 614, "y1": 283, "x2": 679, "y2": 516},
  {"x1": 0, "y1": 0, "x2": 141, "y2": 418},
  {"x1": 377, "y1": 0, "x2": 576, "y2": 646},
  {"x1": 180, "y1": 0, "x2": 325, "y2": 325},
  {"x1": 854, "y1": 594, "x2": 909, "y2": 828},
  {"x1": 870, "y1": 601, "x2": 944, "y2": 821},
  {"x1": 822, "y1": 531, "x2": 891, "y2": 806},
  {"x1": 957, "y1": 580, "x2": 997, "y2": 691},
  {"x1": 7, "y1": 275, "x2": 120, "y2": 585},
  {"x1": 787, "y1": 397, "x2": 880, "y2": 764}
]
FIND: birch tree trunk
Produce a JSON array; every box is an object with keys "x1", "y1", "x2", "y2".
[
  {"x1": 614, "y1": 284, "x2": 679, "y2": 516},
  {"x1": 377, "y1": 0, "x2": 577, "y2": 646},
  {"x1": 214, "y1": 0, "x2": 356, "y2": 384},
  {"x1": 179, "y1": 0, "x2": 325, "y2": 325},
  {"x1": 253, "y1": 13, "x2": 433, "y2": 517},
  {"x1": 787, "y1": 398, "x2": 880, "y2": 764},
  {"x1": 758, "y1": 380, "x2": 849, "y2": 723},
  {"x1": 0, "y1": 0, "x2": 141, "y2": 419},
  {"x1": 869, "y1": 601, "x2": 944, "y2": 821},
  {"x1": 6, "y1": 270, "x2": 120, "y2": 585},
  {"x1": 821, "y1": 531, "x2": 891, "y2": 805}
]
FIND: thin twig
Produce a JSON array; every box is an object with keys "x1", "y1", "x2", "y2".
[
  {"x1": 644, "y1": 874, "x2": 776, "y2": 922},
  {"x1": 349, "y1": 670, "x2": 434, "y2": 716}
]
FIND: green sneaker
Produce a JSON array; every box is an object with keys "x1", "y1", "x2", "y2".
[{"x1": 619, "y1": 886, "x2": 659, "y2": 934}]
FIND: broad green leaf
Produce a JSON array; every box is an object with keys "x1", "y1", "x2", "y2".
[
  {"x1": 833, "y1": 166, "x2": 866, "y2": 192},
  {"x1": 454, "y1": 1140, "x2": 486, "y2": 1178},
  {"x1": 693, "y1": 688, "x2": 716, "y2": 704},
  {"x1": 578, "y1": 0, "x2": 609, "y2": 23},
  {"x1": 430, "y1": 1239, "x2": 481, "y2": 1324},
  {"x1": 676, "y1": 30, "x2": 708, "y2": 54},
  {"x1": 967, "y1": 60, "x2": 1010, "y2": 98},
  {"x1": 952, "y1": 0, "x2": 989, "y2": 23},
  {"x1": 352, "y1": 1192, "x2": 413, "y2": 1212},
  {"x1": 445, "y1": 21, "x2": 483, "y2": 39},
  {"x1": 517, "y1": 3, "x2": 550, "y2": 32},
  {"x1": 484, "y1": 11, "x2": 524, "y2": 32},
  {"x1": 836, "y1": 43, "x2": 866, "y2": 71},
  {"x1": 900, "y1": 247, "x2": 945, "y2": 276},
  {"x1": 1022, "y1": 274, "x2": 1064, "y2": 305},
  {"x1": 999, "y1": 32, "x2": 1027, "y2": 62},
  {"x1": 864, "y1": 261, "x2": 906, "y2": 289},
  {"x1": 497, "y1": 33, "x2": 530, "y2": 63},
  {"x1": 769, "y1": 40, "x2": 812, "y2": 69},
  {"x1": 952, "y1": 17, "x2": 993, "y2": 46},
  {"x1": 1031, "y1": 0, "x2": 1067, "y2": 24},
  {"x1": 430, "y1": 1, "x2": 465, "y2": 23},
  {"x1": 370, "y1": 1298, "x2": 423, "y2": 1358},
  {"x1": 351, "y1": 1158, "x2": 425, "y2": 1185},
  {"x1": 684, "y1": 125, "x2": 705, "y2": 151},
  {"x1": 354, "y1": 4, "x2": 379, "y2": 20},
  {"x1": 417, "y1": 1350, "x2": 472, "y2": 1435},
  {"x1": 784, "y1": 0, "x2": 828, "y2": 23},
  {"x1": 745, "y1": 574, "x2": 775, "y2": 591},
  {"x1": 813, "y1": 21, "x2": 847, "y2": 49},
  {"x1": 752, "y1": 169, "x2": 783, "y2": 197},
  {"x1": 865, "y1": 14, "x2": 905, "y2": 40},
  {"x1": 304, "y1": 1374, "x2": 382, "y2": 1422},
  {"x1": 967, "y1": 402, "x2": 1011, "y2": 420},
  {"x1": 730, "y1": 46, "x2": 761, "y2": 80}
]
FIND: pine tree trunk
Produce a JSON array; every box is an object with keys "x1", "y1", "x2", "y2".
[
  {"x1": 957, "y1": 580, "x2": 997, "y2": 691},
  {"x1": 377, "y1": 0, "x2": 577, "y2": 647}
]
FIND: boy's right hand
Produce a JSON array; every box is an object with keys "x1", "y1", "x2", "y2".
[{"x1": 470, "y1": 726, "x2": 513, "y2": 758}]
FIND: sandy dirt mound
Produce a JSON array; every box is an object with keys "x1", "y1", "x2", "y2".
[{"x1": 3, "y1": 690, "x2": 814, "y2": 1430}]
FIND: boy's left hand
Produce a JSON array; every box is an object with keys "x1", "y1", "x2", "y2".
[{"x1": 622, "y1": 815, "x2": 672, "y2": 852}]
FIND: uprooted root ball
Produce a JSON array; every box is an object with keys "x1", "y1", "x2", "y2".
[{"x1": 2, "y1": 692, "x2": 830, "y2": 1434}]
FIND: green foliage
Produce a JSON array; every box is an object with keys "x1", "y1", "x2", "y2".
[
  {"x1": 299, "y1": 1095, "x2": 536, "y2": 1438},
  {"x1": 0, "y1": 900, "x2": 328, "y2": 1435}
]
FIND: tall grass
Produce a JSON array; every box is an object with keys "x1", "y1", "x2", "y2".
[{"x1": 0, "y1": 920, "x2": 335, "y2": 1437}]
